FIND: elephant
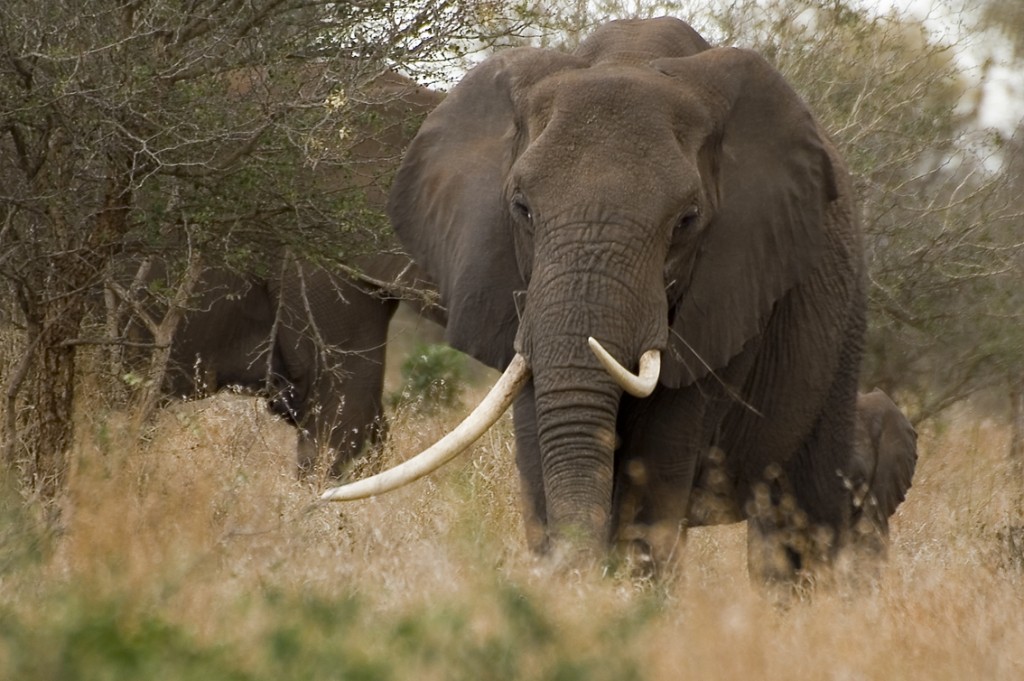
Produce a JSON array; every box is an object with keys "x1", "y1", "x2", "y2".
[
  {"x1": 111, "y1": 69, "x2": 446, "y2": 477},
  {"x1": 848, "y1": 389, "x2": 918, "y2": 547},
  {"x1": 686, "y1": 389, "x2": 917, "y2": 555},
  {"x1": 120, "y1": 253, "x2": 442, "y2": 477},
  {"x1": 322, "y1": 17, "x2": 869, "y2": 582}
]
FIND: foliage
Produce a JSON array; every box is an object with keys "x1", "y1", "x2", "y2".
[
  {"x1": 1, "y1": 393, "x2": 1023, "y2": 681},
  {"x1": 0, "y1": 0, "x2": 540, "y2": 498},
  {"x1": 982, "y1": 0, "x2": 1024, "y2": 58},
  {"x1": 0, "y1": 584, "x2": 651, "y2": 681},
  {"x1": 392, "y1": 342, "x2": 468, "y2": 412}
]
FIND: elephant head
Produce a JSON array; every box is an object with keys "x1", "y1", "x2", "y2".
[{"x1": 324, "y1": 18, "x2": 865, "y2": 574}]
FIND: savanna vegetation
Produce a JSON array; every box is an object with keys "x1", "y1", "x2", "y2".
[
  {"x1": 1, "y1": 0, "x2": 1023, "y2": 678},
  {"x1": 0, "y1": 373, "x2": 1021, "y2": 679}
]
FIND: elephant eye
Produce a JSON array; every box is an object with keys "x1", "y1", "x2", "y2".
[
  {"x1": 676, "y1": 205, "x2": 701, "y2": 231},
  {"x1": 511, "y1": 194, "x2": 533, "y2": 226}
]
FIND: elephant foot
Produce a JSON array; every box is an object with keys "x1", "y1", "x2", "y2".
[
  {"x1": 528, "y1": 537, "x2": 609, "y2": 582},
  {"x1": 823, "y1": 513, "x2": 890, "y2": 592},
  {"x1": 848, "y1": 499, "x2": 891, "y2": 561},
  {"x1": 613, "y1": 537, "x2": 658, "y2": 581},
  {"x1": 746, "y1": 517, "x2": 888, "y2": 606},
  {"x1": 615, "y1": 521, "x2": 686, "y2": 582},
  {"x1": 522, "y1": 516, "x2": 551, "y2": 557}
]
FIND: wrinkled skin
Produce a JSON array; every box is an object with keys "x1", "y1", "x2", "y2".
[
  {"x1": 389, "y1": 18, "x2": 867, "y2": 580},
  {"x1": 127, "y1": 254, "x2": 441, "y2": 477}
]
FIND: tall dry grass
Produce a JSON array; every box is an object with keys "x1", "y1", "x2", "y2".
[{"x1": 1, "y1": 383, "x2": 1023, "y2": 679}]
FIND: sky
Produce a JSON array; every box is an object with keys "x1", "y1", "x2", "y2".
[{"x1": 872, "y1": 0, "x2": 1023, "y2": 134}]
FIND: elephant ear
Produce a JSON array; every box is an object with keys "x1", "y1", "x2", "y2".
[
  {"x1": 864, "y1": 390, "x2": 918, "y2": 519},
  {"x1": 388, "y1": 48, "x2": 586, "y2": 370},
  {"x1": 654, "y1": 48, "x2": 839, "y2": 387}
]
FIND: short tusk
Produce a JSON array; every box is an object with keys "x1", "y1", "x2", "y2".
[
  {"x1": 321, "y1": 353, "x2": 530, "y2": 501},
  {"x1": 587, "y1": 338, "x2": 661, "y2": 398}
]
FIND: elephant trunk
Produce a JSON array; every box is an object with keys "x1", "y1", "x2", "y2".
[
  {"x1": 517, "y1": 240, "x2": 669, "y2": 552},
  {"x1": 531, "y1": 362, "x2": 622, "y2": 551}
]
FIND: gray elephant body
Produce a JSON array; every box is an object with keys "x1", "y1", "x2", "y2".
[
  {"x1": 130, "y1": 254, "x2": 440, "y2": 476},
  {"x1": 390, "y1": 18, "x2": 867, "y2": 578}
]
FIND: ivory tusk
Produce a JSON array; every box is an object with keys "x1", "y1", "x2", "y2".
[
  {"x1": 587, "y1": 338, "x2": 661, "y2": 398},
  {"x1": 321, "y1": 353, "x2": 530, "y2": 501}
]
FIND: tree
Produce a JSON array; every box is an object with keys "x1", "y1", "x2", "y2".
[
  {"x1": 980, "y1": 0, "x2": 1024, "y2": 462},
  {"x1": 0, "y1": 1, "x2": 536, "y2": 503},
  {"x1": 983, "y1": 0, "x2": 1024, "y2": 58}
]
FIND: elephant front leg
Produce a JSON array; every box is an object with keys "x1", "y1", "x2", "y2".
[
  {"x1": 744, "y1": 372, "x2": 862, "y2": 590},
  {"x1": 614, "y1": 388, "x2": 706, "y2": 578},
  {"x1": 513, "y1": 384, "x2": 549, "y2": 555},
  {"x1": 614, "y1": 452, "x2": 697, "y2": 578}
]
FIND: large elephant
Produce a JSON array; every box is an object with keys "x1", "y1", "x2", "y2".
[
  {"x1": 324, "y1": 18, "x2": 867, "y2": 580},
  {"x1": 122, "y1": 253, "x2": 441, "y2": 477}
]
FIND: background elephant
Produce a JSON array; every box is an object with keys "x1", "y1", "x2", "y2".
[
  {"x1": 338, "y1": 17, "x2": 868, "y2": 581},
  {"x1": 687, "y1": 389, "x2": 917, "y2": 555},
  {"x1": 848, "y1": 389, "x2": 918, "y2": 547},
  {"x1": 110, "y1": 69, "x2": 446, "y2": 478},
  {"x1": 121, "y1": 253, "x2": 441, "y2": 477}
]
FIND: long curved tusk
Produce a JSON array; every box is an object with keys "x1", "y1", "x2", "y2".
[
  {"x1": 587, "y1": 338, "x2": 661, "y2": 398},
  {"x1": 321, "y1": 353, "x2": 530, "y2": 502}
]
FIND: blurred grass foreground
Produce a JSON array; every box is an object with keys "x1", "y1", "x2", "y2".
[{"x1": 0, "y1": 386, "x2": 1023, "y2": 681}]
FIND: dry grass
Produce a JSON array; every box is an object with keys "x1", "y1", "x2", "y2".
[{"x1": 1, "y1": 385, "x2": 1023, "y2": 679}]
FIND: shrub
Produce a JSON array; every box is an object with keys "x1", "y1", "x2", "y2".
[{"x1": 392, "y1": 343, "x2": 468, "y2": 412}]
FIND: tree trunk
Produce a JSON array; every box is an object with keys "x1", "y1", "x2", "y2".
[
  {"x1": 30, "y1": 308, "x2": 85, "y2": 501},
  {"x1": 2, "y1": 322, "x2": 41, "y2": 476},
  {"x1": 127, "y1": 254, "x2": 204, "y2": 437},
  {"x1": 3, "y1": 157, "x2": 134, "y2": 502},
  {"x1": 2, "y1": 293, "x2": 90, "y2": 503}
]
